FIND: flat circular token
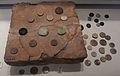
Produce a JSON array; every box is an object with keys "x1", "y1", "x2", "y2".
[
  {"x1": 29, "y1": 40, "x2": 37, "y2": 47},
  {"x1": 96, "y1": 13, "x2": 101, "y2": 18},
  {"x1": 105, "y1": 35, "x2": 111, "y2": 40},
  {"x1": 100, "y1": 56, "x2": 106, "y2": 62},
  {"x1": 83, "y1": 34, "x2": 89, "y2": 39},
  {"x1": 38, "y1": 28, "x2": 49, "y2": 36},
  {"x1": 99, "y1": 32, "x2": 106, "y2": 38},
  {"x1": 84, "y1": 60, "x2": 91, "y2": 66},
  {"x1": 99, "y1": 39, "x2": 107, "y2": 46},
  {"x1": 90, "y1": 39, "x2": 98, "y2": 46},
  {"x1": 92, "y1": 33, "x2": 98, "y2": 39},
  {"x1": 99, "y1": 47, "x2": 105, "y2": 54},
  {"x1": 94, "y1": 59, "x2": 101, "y2": 66},
  {"x1": 105, "y1": 54, "x2": 112, "y2": 61},
  {"x1": 55, "y1": 7, "x2": 63, "y2": 14},
  {"x1": 57, "y1": 27, "x2": 66, "y2": 35},
  {"x1": 87, "y1": 45, "x2": 92, "y2": 50},
  {"x1": 110, "y1": 48, "x2": 117, "y2": 54},
  {"x1": 10, "y1": 48, "x2": 18, "y2": 54},
  {"x1": 91, "y1": 52, "x2": 97, "y2": 57},
  {"x1": 61, "y1": 16, "x2": 68, "y2": 21},
  {"x1": 109, "y1": 42, "x2": 115, "y2": 48}
]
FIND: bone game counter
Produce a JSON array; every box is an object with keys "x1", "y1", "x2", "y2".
[{"x1": 0, "y1": 1, "x2": 120, "y2": 76}]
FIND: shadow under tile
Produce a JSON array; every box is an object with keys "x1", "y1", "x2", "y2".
[{"x1": 10, "y1": 63, "x2": 83, "y2": 75}]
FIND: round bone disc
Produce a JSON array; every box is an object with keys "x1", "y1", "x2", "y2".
[
  {"x1": 90, "y1": 39, "x2": 98, "y2": 46},
  {"x1": 84, "y1": 60, "x2": 91, "y2": 66},
  {"x1": 99, "y1": 47, "x2": 105, "y2": 54},
  {"x1": 94, "y1": 59, "x2": 101, "y2": 66},
  {"x1": 105, "y1": 35, "x2": 111, "y2": 40},
  {"x1": 57, "y1": 27, "x2": 66, "y2": 35},
  {"x1": 87, "y1": 45, "x2": 92, "y2": 50},
  {"x1": 99, "y1": 39, "x2": 107, "y2": 46},
  {"x1": 92, "y1": 33, "x2": 98, "y2": 39},
  {"x1": 110, "y1": 48, "x2": 117, "y2": 54},
  {"x1": 83, "y1": 34, "x2": 89, "y2": 39},
  {"x1": 38, "y1": 28, "x2": 49, "y2": 36},
  {"x1": 105, "y1": 54, "x2": 112, "y2": 61},
  {"x1": 99, "y1": 32, "x2": 106, "y2": 38},
  {"x1": 100, "y1": 56, "x2": 106, "y2": 62},
  {"x1": 109, "y1": 42, "x2": 115, "y2": 48},
  {"x1": 91, "y1": 52, "x2": 97, "y2": 57}
]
